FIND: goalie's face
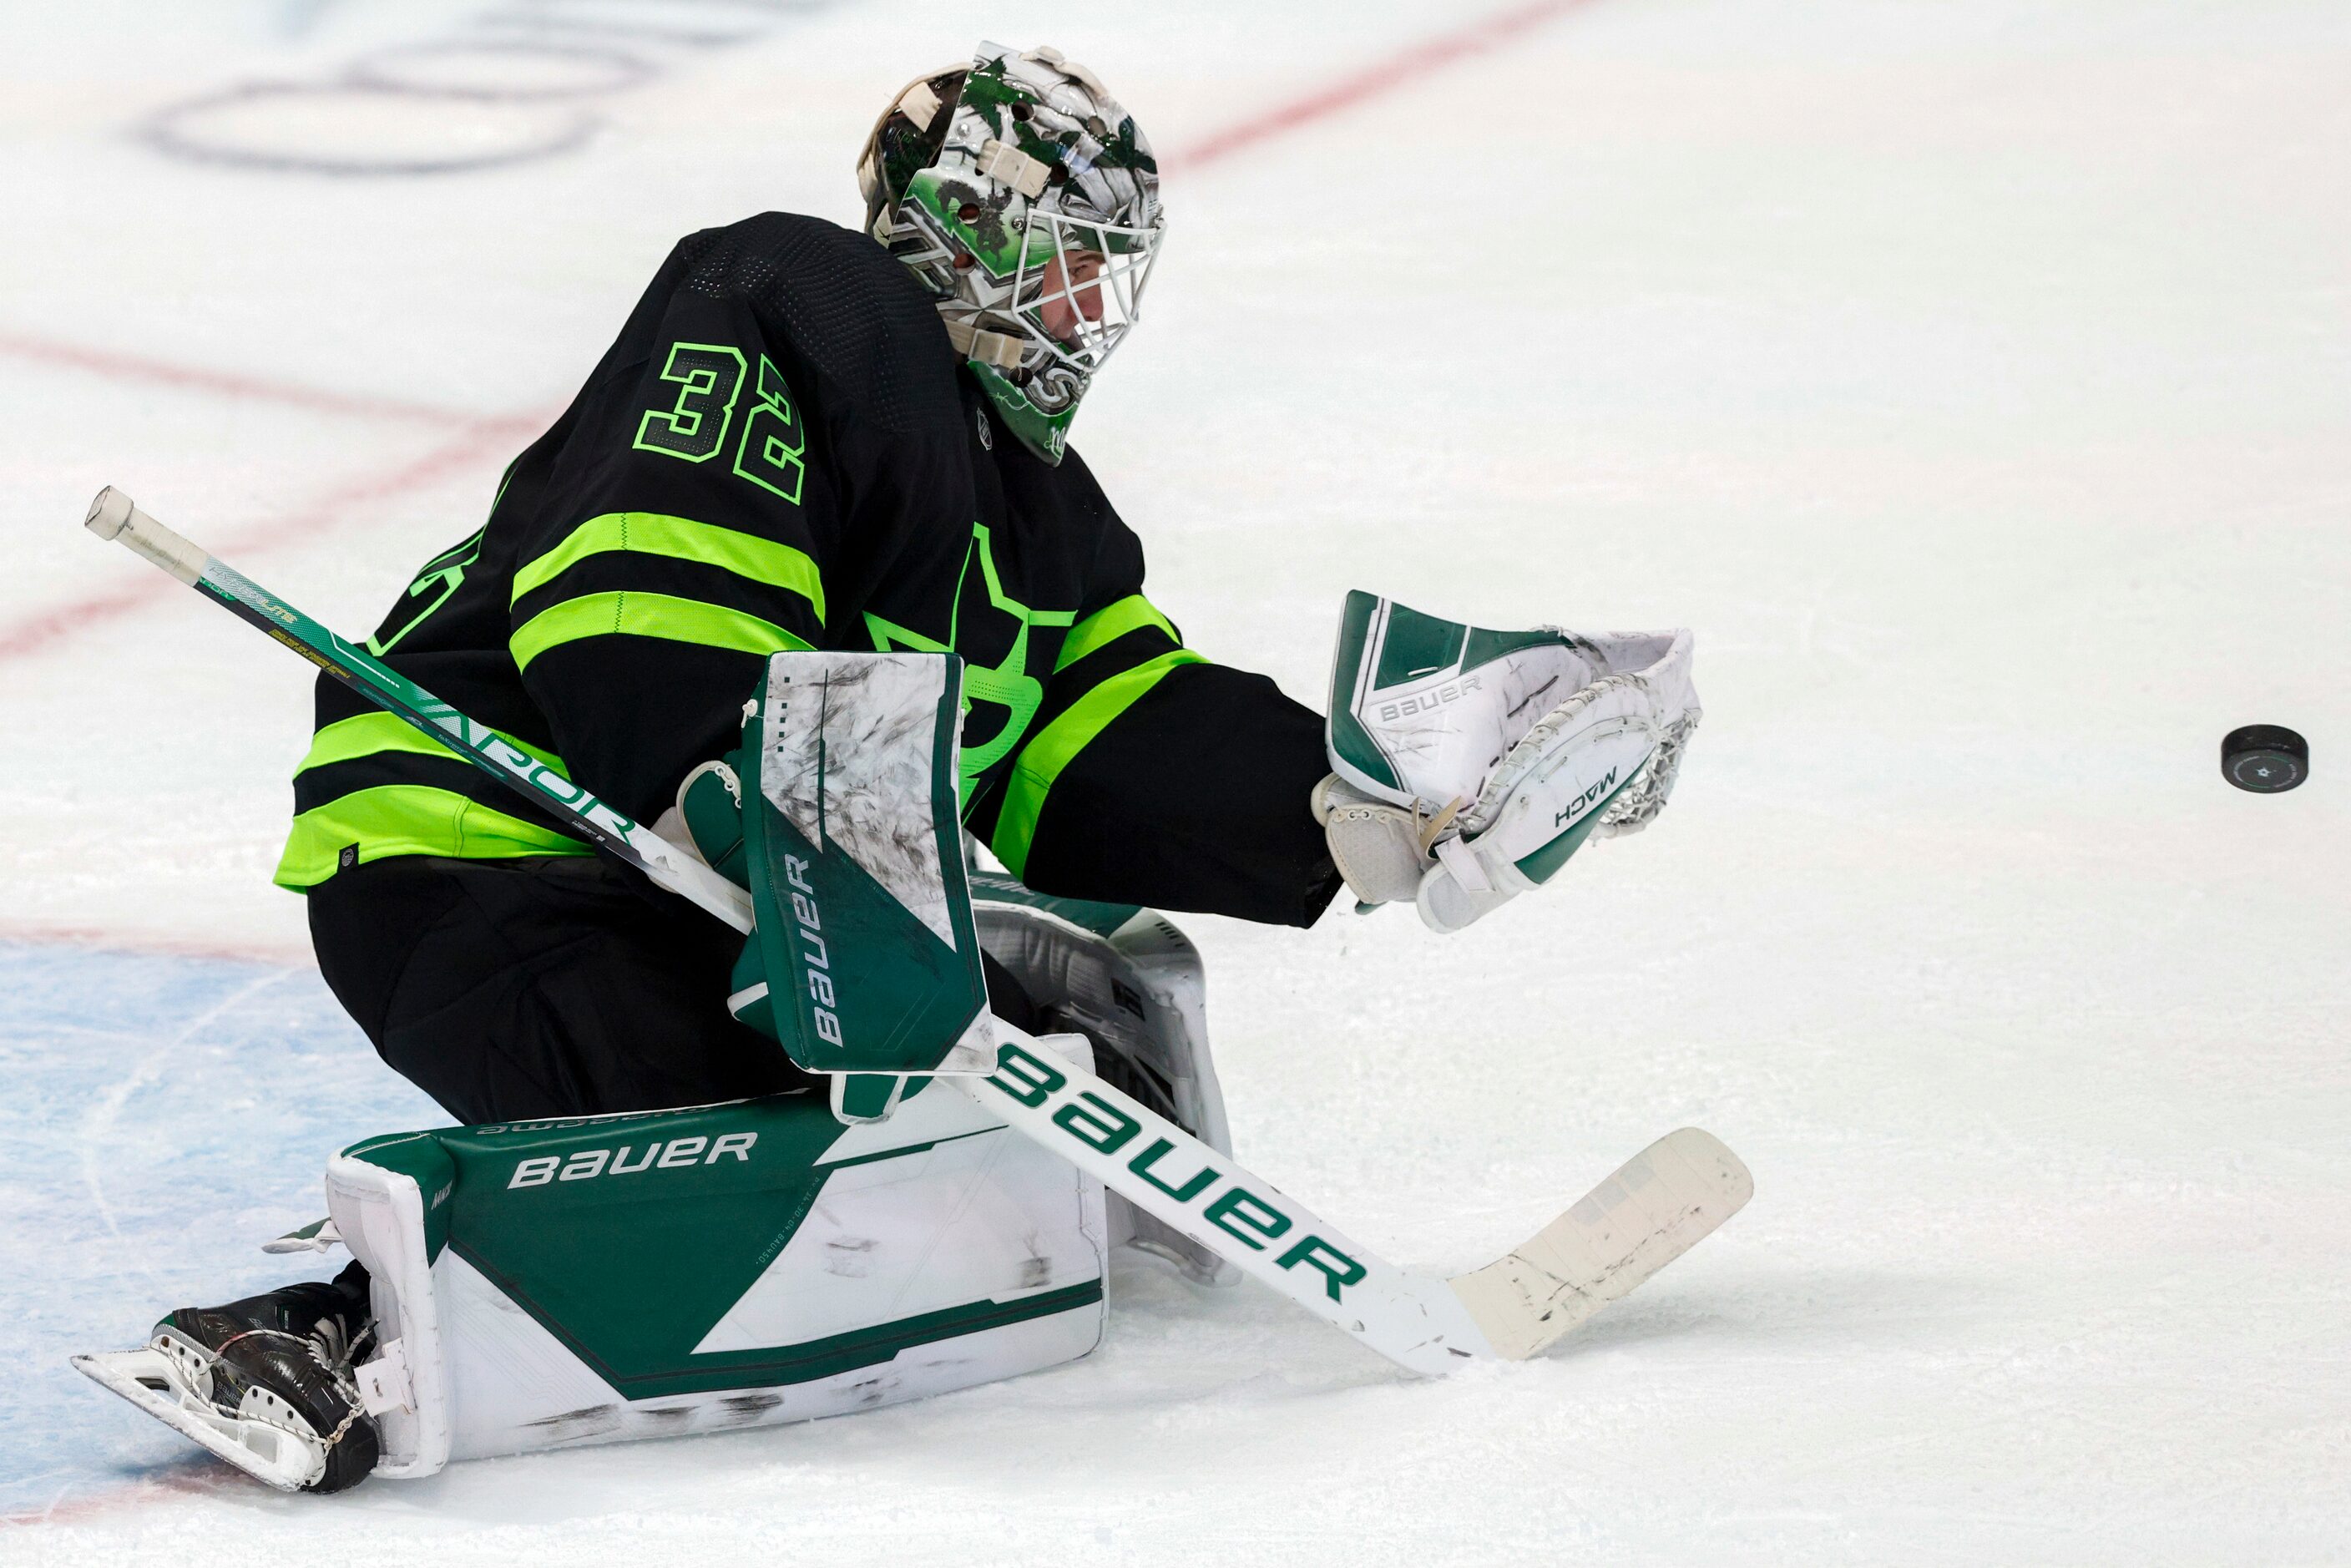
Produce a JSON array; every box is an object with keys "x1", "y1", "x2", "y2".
[
  {"x1": 1010, "y1": 206, "x2": 1154, "y2": 377},
  {"x1": 1039, "y1": 249, "x2": 1105, "y2": 346}
]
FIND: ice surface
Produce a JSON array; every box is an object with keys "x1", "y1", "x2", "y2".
[
  {"x1": 0, "y1": 942, "x2": 442, "y2": 1522},
  {"x1": 2, "y1": 0, "x2": 2348, "y2": 1561}
]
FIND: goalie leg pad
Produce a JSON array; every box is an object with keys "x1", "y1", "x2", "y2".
[{"x1": 326, "y1": 1057, "x2": 1108, "y2": 1477}]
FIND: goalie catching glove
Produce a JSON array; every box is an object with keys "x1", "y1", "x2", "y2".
[{"x1": 1316, "y1": 591, "x2": 1700, "y2": 933}]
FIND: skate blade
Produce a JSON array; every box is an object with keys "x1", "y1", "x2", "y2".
[{"x1": 73, "y1": 1348, "x2": 324, "y2": 1493}]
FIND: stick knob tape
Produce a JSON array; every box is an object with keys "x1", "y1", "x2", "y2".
[{"x1": 83, "y1": 486, "x2": 210, "y2": 585}]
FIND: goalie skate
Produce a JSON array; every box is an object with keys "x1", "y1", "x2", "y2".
[{"x1": 73, "y1": 1273, "x2": 382, "y2": 1494}]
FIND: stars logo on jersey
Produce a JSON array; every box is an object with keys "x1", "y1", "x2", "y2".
[{"x1": 862, "y1": 523, "x2": 1075, "y2": 803}]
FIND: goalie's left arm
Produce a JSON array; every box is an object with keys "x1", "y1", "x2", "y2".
[
  {"x1": 962, "y1": 575, "x2": 1696, "y2": 938},
  {"x1": 962, "y1": 525, "x2": 1344, "y2": 928}
]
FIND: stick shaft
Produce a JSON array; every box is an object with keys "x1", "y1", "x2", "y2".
[
  {"x1": 85, "y1": 488, "x2": 752, "y2": 929},
  {"x1": 956, "y1": 1036, "x2": 1490, "y2": 1374}
]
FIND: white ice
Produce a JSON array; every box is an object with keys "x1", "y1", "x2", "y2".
[{"x1": 2, "y1": 0, "x2": 2348, "y2": 1561}]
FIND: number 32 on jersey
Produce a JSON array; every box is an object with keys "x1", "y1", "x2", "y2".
[{"x1": 633, "y1": 341, "x2": 807, "y2": 506}]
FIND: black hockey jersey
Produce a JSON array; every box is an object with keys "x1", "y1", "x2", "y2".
[{"x1": 277, "y1": 213, "x2": 1337, "y2": 926}]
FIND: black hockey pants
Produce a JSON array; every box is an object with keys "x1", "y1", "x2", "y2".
[{"x1": 308, "y1": 855, "x2": 1048, "y2": 1125}]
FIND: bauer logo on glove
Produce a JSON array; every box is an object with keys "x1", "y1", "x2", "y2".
[{"x1": 1316, "y1": 591, "x2": 1701, "y2": 933}]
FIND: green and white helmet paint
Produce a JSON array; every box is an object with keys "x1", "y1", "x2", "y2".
[{"x1": 857, "y1": 43, "x2": 1164, "y2": 463}]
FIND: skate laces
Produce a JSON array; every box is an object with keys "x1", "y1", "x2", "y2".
[
  {"x1": 306, "y1": 1313, "x2": 375, "y2": 1373},
  {"x1": 200, "y1": 1314, "x2": 379, "y2": 1451}
]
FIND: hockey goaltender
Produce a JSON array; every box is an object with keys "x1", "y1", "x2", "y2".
[{"x1": 76, "y1": 41, "x2": 1735, "y2": 1495}]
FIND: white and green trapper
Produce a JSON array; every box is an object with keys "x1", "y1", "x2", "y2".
[
  {"x1": 1323, "y1": 591, "x2": 1701, "y2": 933},
  {"x1": 858, "y1": 43, "x2": 1163, "y2": 464}
]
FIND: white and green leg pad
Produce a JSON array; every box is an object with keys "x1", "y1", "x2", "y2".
[
  {"x1": 1321, "y1": 590, "x2": 1701, "y2": 933},
  {"x1": 322, "y1": 1053, "x2": 1107, "y2": 1477}
]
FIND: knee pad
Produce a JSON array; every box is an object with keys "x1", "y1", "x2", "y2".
[{"x1": 971, "y1": 874, "x2": 1240, "y2": 1288}]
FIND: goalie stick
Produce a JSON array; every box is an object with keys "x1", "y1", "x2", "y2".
[{"x1": 82, "y1": 485, "x2": 1752, "y2": 1376}]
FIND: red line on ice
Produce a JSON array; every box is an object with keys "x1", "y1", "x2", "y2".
[
  {"x1": 1, "y1": 1464, "x2": 243, "y2": 1530},
  {"x1": 1168, "y1": 0, "x2": 1595, "y2": 169},
  {"x1": 0, "y1": 921, "x2": 311, "y2": 969},
  {"x1": 0, "y1": 330, "x2": 481, "y2": 427},
  {"x1": 0, "y1": 409, "x2": 545, "y2": 664}
]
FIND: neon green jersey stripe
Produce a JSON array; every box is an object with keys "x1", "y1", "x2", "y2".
[
  {"x1": 510, "y1": 591, "x2": 814, "y2": 674},
  {"x1": 990, "y1": 650, "x2": 1204, "y2": 879},
  {"x1": 274, "y1": 784, "x2": 592, "y2": 890},
  {"x1": 294, "y1": 711, "x2": 565, "y2": 777},
  {"x1": 1054, "y1": 594, "x2": 1178, "y2": 673},
  {"x1": 513, "y1": 512, "x2": 826, "y2": 625}
]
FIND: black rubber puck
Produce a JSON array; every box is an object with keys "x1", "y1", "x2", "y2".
[{"x1": 2222, "y1": 725, "x2": 2308, "y2": 793}]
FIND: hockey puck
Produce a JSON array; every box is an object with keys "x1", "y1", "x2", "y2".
[{"x1": 2221, "y1": 725, "x2": 2308, "y2": 793}]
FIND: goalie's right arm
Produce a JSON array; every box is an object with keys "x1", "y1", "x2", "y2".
[{"x1": 1315, "y1": 592, "x2": 1701, "y2": 933}]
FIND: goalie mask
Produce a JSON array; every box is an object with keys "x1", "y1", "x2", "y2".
[{"x1": 858, "y1": 43, "x2": 1164, "y2": 464}]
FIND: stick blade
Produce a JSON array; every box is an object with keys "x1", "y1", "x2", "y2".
[{"x1": 1449, "y1": 1127, "x2": 1752, "y2": 1360}]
